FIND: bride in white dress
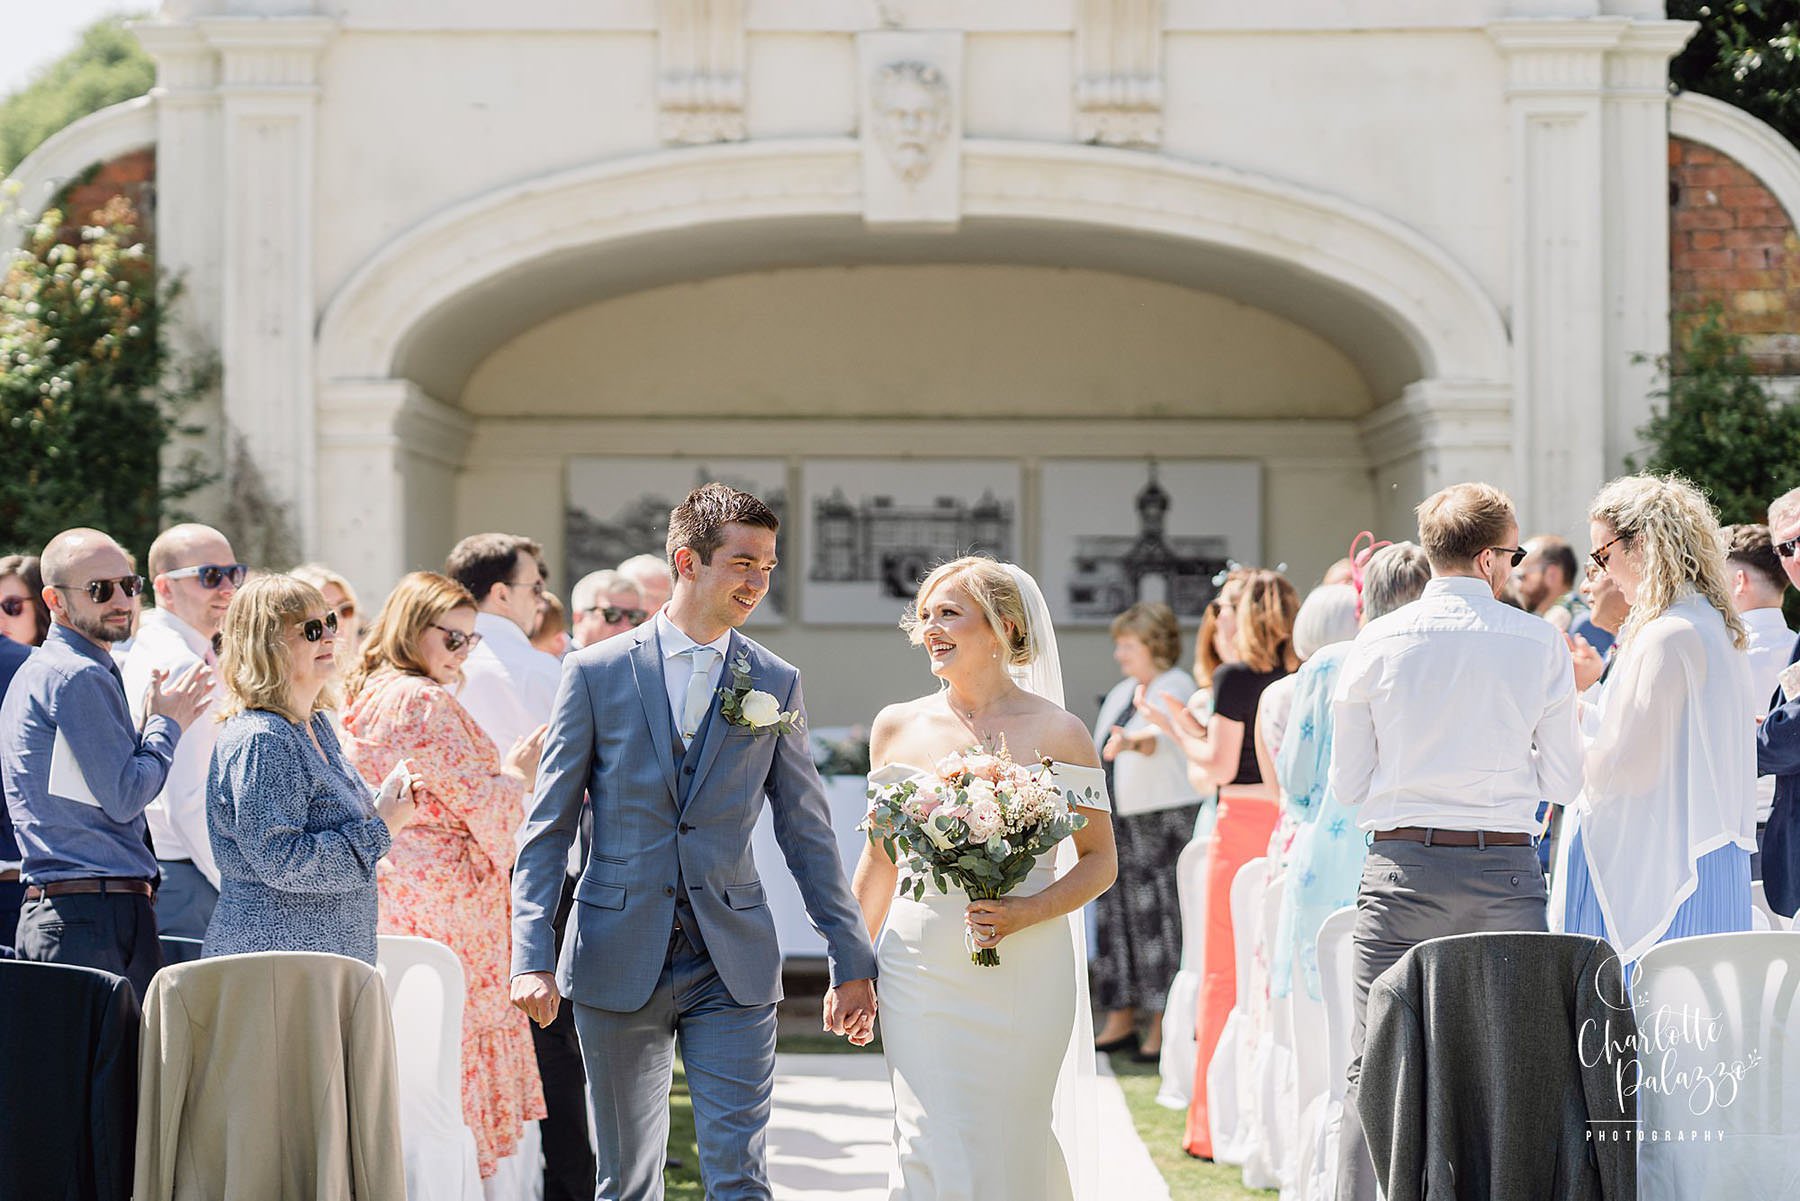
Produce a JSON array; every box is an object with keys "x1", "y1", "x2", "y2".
[{"x1": 851, "y1": 556, "x2": 1118, "y2": 1201}]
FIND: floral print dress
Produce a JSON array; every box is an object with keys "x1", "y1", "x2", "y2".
[{"x1": 343, "y1": 670, "x2": 546, "y2": 1178}]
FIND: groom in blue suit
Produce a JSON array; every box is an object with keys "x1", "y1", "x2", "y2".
[{"x1": 511, "y1": 482, "x2": 878, "y2": 1201}]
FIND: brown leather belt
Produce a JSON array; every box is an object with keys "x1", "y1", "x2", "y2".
[
  {"x1": 0, "y1": 868, "x2": 19, "y2": 884},
  {"x1": 1374, "y1": 827, "x2": 1533, "y2": 848},
  {"x1": 24, "y1": 878, "x2": 155, "y2": 900}
]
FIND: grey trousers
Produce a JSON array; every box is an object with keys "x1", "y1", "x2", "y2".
[
  {"x1": 1335, "y1": 838, "x2": 1547, "y2": 1201},
  {"x1": 572, "y1": 930, "x2": 777, "y2": 1201},
  {"x1": 155, "y1": 859, "x2": 219, "y2": 942}
]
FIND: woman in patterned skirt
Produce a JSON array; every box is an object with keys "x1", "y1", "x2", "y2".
[
  {"x1": 1091, "y1": 602, "x2": 1200, "y2": 1061},
  {"x1": 343, "y1": 571, "x2": 549, "y2": 1179}
]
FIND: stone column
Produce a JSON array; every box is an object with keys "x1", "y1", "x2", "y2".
[
  {"x1": 133, "y1": 22, "x2": 226, "y2": 514},
  {"x1": 201, "y1": 16, "x2": 334, "y2": 560},
  {"x1": 316, "y1": 380, "x2": 473, "y2": 599},
  {"x1": 1488, "y1": 18, "x2": 1624, "y2": 537},
  {"x1": 1360, "y1": 380, "x2": 1515, "y2": 539},
  {"x1": 1602, "y1": 20, "x2": 1695, "y2": 471}
]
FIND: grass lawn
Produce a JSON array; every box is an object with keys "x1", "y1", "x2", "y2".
[{"x1": 1106, "y1": 1052, "x2": 1271, "y2": 1201}]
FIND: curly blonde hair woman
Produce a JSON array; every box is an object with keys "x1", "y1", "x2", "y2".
[
  {"x1": 203, "y1": 575, "x2": 416, "y2": 965},
  {"x1": 1559, "y1": 474, "x2": 1758, "y2": 962}
]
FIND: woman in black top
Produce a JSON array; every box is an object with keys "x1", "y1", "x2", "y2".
[{"x1": 1138, "y1": 568, "x2": 1298, "y2": 1156}]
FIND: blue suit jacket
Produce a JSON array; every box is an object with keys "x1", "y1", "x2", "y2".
[
  {"x1": 510, "y1": 622, "x2": 877, "y2": 1010},
  {"x1": 0, "y1": 636, "x2": 32, "y2": 876},
  {"x1": 1758, "y1": 630, "x2": 1800, "y2": 917}
]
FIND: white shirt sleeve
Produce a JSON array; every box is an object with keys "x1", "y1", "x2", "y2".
[
  {"x1": 1531, "y1": 641, "x2": 1584, "y2": 808},
  {"x1": 1329, "y1": 642, "x2": 1378, "y2": 809}
]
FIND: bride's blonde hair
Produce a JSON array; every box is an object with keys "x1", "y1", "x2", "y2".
[{"x1": 902, "y1": 556, "x2": 1035, "y2": 668}]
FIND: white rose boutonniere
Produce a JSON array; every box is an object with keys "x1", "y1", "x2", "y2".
[
  {"x1": 717, "y1": 652, "x2": 804, "y2": 735},
  {"x1": 740, "y1": 690, "x2": 782, "y2": 728}
]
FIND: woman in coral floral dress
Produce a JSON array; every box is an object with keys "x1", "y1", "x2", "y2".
[{"x1": 342, "y1": 571, "x2": 550, "y2": 1178}]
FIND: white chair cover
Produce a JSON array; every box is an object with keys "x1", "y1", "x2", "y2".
[
  {"x1": 1751, "y1": 879, "x2": 1793, "y2": 931},
  {"x1": 1242, "y1": 872, "x2": 1292, "y2": 1192},
  {"x1": 1633, "y1": 932, "x2": 1800, "y2": 1201},
  {"x1": 1156, "y1": 834, "x2": 1213, "y2": 1110},
  {"x1": 1207, "y1": 856, "x2": 1267, "y2": 1167},
  {"x1": 1295, "y1": 906, "x2": 1357, "y2": 1201},
  {"x1": 375, "y1": 936, "x2": 483, "y2": 1201}
]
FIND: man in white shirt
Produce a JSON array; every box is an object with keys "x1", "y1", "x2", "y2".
[
  {"x1": 448, "y1": 533, "x2": 562, "y2": 762},
  {"x1": 122, "y1": 524, "x2": 242, "y2": 940},
  {"x1": 1329, "y1": 483, "x2": 1583, "y2": 1201},
  {"x1": 1729, "y1": 523, "x2": 1799, "y2": 875},
  {"x1": 444, "y1": 531, "x2": 591, "y2": 1200}
]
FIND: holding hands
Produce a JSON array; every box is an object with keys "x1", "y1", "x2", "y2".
[{"x1": 824, "y1": 977, "x2": 878, "y2": 1046}]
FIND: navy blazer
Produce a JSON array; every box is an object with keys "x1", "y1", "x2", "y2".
[
  {"x1": 0, "y1": 635, "x2": 33, "y2": 879},
  {"x1": 1757, "y1": 630, "x2": 1800, "y2": 917}
]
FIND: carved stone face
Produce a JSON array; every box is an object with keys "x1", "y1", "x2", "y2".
[{"x1": 872, "y1": 61, "x2": 951, "y2": 182}]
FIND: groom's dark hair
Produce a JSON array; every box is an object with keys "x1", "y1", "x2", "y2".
[{"x1": 666, "y1": 483, "x2": 780, "y2": 567}]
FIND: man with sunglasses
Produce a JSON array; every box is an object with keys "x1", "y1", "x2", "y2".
[
  {"x1": 119, "y1": 524, "x2": 244, "y2": 941},
  {"x1": 1329, "y1": 484, "x2": 1583, "y2": 1201},
  {"x1": 570, "y1": 568, "x2": 649, "y2": 650},
  {"x1": 1756, "y1": 487, "x2": 1800, "y2": 919},
  {"x1": 0, "y1": 528, "x2": 213, "y2": 998}
]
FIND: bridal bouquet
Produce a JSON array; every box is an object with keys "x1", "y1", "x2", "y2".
[{"x1": 862, "y1": 741, "x2": 1089, "y2": 966}]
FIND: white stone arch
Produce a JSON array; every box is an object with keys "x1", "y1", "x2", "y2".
[
  {"x1": 318, "y1": 138, "x2": 1510, "y2": 391},
  {"x1": 313, "y1": 138, "x2": 1514, "y2": 585},
  {"x1": 1671, "y1": 92, "x2": 1800, "y2": 229},
  {"x1": 0, "y1": 96, "x2": 157, "y2": 248}
]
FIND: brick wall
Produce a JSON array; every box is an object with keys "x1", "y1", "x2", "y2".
[
  {"x1": 50, "y1": 147, "x2": 156, "y2": 245},
  {"x1": 1670, "y1": 135, "x2": 1800, "y2": 375}
]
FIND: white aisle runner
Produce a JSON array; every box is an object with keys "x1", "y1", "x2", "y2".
[{"x1": 766, "y1": 1053, "x2": 1170, "y2": 1201}]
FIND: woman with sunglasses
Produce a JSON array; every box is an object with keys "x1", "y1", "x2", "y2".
[
  {"x1": 0, "y1": 554, "x2": 51, "y2": 647},
  {"x1": 1558, "y1": 475, "x2": 1757, "y2": 965},
  {"x1": 342, "y1": 571, "x2": 548, "y2": 1179},
  {"x1": 202, "y1": 575, "x2": 417, "y2": 966}
]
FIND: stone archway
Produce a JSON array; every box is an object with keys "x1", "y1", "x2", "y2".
[{"x1": 312, "y1": 138, "x2": 1513, "y2": 588}]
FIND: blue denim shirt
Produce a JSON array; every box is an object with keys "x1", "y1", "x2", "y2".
[{"x1": 0, "y1": 624, "x2": 181, "y2": 882}]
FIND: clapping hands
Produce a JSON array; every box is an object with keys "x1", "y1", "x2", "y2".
[{"x1": 147, "y1": 662, "x2": 214, "y2": 730}]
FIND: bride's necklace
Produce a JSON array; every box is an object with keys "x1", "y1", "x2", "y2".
[{"x1": 946, "y1": 681, "x2": 1013, "y2": 749}]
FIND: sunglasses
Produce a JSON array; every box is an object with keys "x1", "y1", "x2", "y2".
[
  {"x1": 334, "y1": 601, "x2": 358, "y2": 621},
  {"x1": 1778, "y1": 537, "x2": 1799, "y2": 560},
  {"x1": 162, "y1": 563, "x2": 248, "y2": 591},
  {"x1": 432, "y1": 624, "x2": 482, "y2": 653},
  {"x1": 51, "y1": 575, "x2": 144, "y2": 604},
  {"x1": 0, "y1": 596, "x2": 26, "y2": 618},
  {"x1": 597, "y1": 605, "x2": 649, "y2": 626},
  {"x1": 296, "y1": 611, "x2": 340, "y2": 642},
  {"x1": 1489, "y1": 546, "x2": 1528, "y2": 569},
  {"x1": 1589, "y1": 534, "x2": 1626, "y2": 573}
]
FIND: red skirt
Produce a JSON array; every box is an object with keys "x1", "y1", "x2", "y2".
[{"x1": 1183, "y1": 788, "x2": 1280, "y2": 1158}]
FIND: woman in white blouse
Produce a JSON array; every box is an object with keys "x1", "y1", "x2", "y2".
[
  {"x1": 1092, "y1": 603, "x2": 1200, "y2": 1060},
  {"x1": 1562, "y1": 474, "x2": 1757, "y2": 963}
]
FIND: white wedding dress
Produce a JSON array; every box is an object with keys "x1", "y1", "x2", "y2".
[{"x1": 870, "y1": 759, "x2": 1111, "y2": 1201}]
